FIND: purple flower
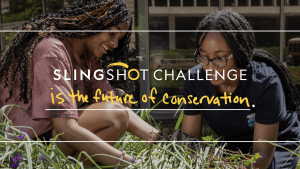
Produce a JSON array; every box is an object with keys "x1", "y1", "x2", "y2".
[
  {"x1": 16, "y1": 135, "x2": 24, "y2": 139},
  {"x1": 12, "y1": 158, "x2": 17, "y2": 163},
  {"x1": 17, "y1": 130, "x2": 26, "y2": 140},
  {"x1": 10, "y1": 161, "x2": 19, "y2": 168},
  {"x1": 10, "y1": 153, "x2": 21, "y2": 168},
  {"x1": 17, "y1": 153, "x2": 21, "y2": 160},
  {"x1": 39, "y1": 155, "x2": 45, "y2": 162}
]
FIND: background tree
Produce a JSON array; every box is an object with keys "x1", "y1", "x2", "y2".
[{"x1": 1, "y1": 0, "x2": 76, "y2": 23}]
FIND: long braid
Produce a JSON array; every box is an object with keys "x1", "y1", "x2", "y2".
[
  {"x1": 196, "y1": 10, "x2": 300, "y2": 111},
  {"x1": 0, "y1": 0, "x2": 133, "y2": 104},
  {"x1": 252, "y1": 49, "x2": 300, "y2": 111}
]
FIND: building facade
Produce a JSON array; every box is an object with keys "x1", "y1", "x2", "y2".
[{"x1": 148, "y1": 0, "x2": 300, "y2": 50}]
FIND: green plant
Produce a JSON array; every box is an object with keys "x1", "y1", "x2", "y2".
[
  {"x1": 1, "y1": 102, "x2": 298, "y2": 168},
  {"x1": 1, "y1": 0, "x2": 76, "y2": 23},
  {"x1": 0, "y1": 104, "x2": 131, "y2": 169},
  {"x1": 5, "y1": 32, "x2": 16, "y2": 46},
  {"x1": 287, "y1": 66, "x2": 300, "y2": 82},
  {"x1": 260, "y1": 46, "x2": 288, "y2": 61}
]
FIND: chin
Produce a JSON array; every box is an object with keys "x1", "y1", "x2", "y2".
[
  {"x1": 210, "y1": 80, "x2": 223, "y2": 86},
  {"x1": 95, "y1": 53, "x2": 104, "y2": 58}
]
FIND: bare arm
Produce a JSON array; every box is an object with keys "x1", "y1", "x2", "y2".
[
  {"x1": 248, "y1": 122, "x2": 279, "y2": 169},
  {"x1": 181, "y1": 114, "x2": 203, "y2": 140},
  {"x1": 52, "y1": 118, "x2": 132, "y2": 166}
]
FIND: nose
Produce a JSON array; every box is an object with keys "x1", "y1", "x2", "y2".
[
  {"x1": 110, "y1": 37, "x2": 118, "y2": 48},
  {"x1": 206, "y1": 60, "x2": 216, "y2": 70}
]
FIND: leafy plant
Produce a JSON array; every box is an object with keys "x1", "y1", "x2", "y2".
[
  {"x1": 1, "y1": 0, "x2": 77, "y2": 23},
  {"x1": 287, "y1": 66, "x2": 300, "y2": 82},
  {"x1": 1, "y1": 103, "x2": 299, "y2": 168},
  {"x1": 260, "y1": 46, "x2": 288, "y2": 61}
]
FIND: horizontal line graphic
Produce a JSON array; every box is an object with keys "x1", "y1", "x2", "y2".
[
  {"x1": 0, "y1": 141, "x2": 297, "y2": 143},
  {"x1": 46, "y1": 109, "x2": 251, "y2": 111},
  {"x1": 1, "y1": 30, "x2": 300, "y2": 33}
]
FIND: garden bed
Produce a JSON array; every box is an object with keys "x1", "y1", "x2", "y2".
[{"x1": 1, "y1": 105, "x2": 300, "y2": 169}]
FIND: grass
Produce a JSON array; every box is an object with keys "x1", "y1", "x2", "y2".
[
  {"x1": 0, "y1": 103, "x2": 299, "y2": 168},
  {"x1": 287, "y1": 66, "x2": 300, "y2": 82}
]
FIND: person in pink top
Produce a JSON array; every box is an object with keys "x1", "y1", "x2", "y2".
[{"x1": 0, "y1": 0, "x2": 158, "y2": 167}]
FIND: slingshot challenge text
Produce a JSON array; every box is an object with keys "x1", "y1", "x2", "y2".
[
  {"x1": 50, "y1": 62, "x2": 250, "y2": 107},
  {"x1": 53, "y1": 68, "x2": 248, "y2": 81}
]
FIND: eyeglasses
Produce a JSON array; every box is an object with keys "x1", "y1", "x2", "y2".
[{"x1": 194, "y1": 48, "x2": 233, "y2": 68}]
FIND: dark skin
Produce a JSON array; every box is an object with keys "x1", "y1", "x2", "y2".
[
  {"x1": 51, "y1": 22, "x2": 159, "y2": 167},
  {"x1": 70, "y1": 22, "x2": 132, "y2": 109},
  {"x1": 182, "y1": 32, "x2": 278, "y2": 169},
  {"x1": 70, "y1": 22, "x2": 128, "y2": 59}
]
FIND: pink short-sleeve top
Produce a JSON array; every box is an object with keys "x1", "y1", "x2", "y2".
[{"x1": 0, "y1": 37, "x2": 115, "y2": 139}]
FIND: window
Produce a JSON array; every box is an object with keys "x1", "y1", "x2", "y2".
[
  {"x1": 286, "y1": 16, "x2": 300, "y2": 48},
  {"x1": 277, "y1": 0, "x2": 281, "y2": 6},
  {"x1": 225, "y1": 0, "x2": 235, "y2": 6},
  {"x1": 289, "y1": 44, "x2": 293, "y2": 52},
  {"x1": 293, "y1": 44, "x2": 298, "y2": 52},
  {"x1": 149, "y1": 17, "x2": 169, "y2": 50},
  {"x1": 175, "y1": 17, "x2": 203, "y2": 49},
  {"x1": 155, "y1": 0, "x2": 167, "y2": 6},
  {"x1": 251, "y1": 0, "x2": 260, "y2": 6},
  {"x1": 211, "y1": 0, "x2": 219, "y2": 6},
  {"x1": 238, "y1": 0, "x2": 248, "y2": 6},
  {"x1": 170, "y1": 0, "x2": 180, "y2": 6},
  {"x1": 289, "y1": 0, "x2": 298, "y2": 6},
  {"x1": 245, "y1": 16, "x2": 280, "y2": 47},
  {"x1": 197, "y1": 0, "x2": 208, "y2": 6},
  {"x1": 183, "y1": 0, "x2": 194, "y2": 6},
  {"x1": 264, "y1": 0, "x2": 273, "y2": 6}
]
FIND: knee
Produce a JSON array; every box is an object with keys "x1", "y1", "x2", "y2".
[{"x1": 104, "y1": 102, "x2": 129, "y2": 130}]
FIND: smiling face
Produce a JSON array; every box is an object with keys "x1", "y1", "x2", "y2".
[
  {"x1": 199, "y1": 32, "x2": 240, "y2": 87},
  {"x1": 84, "y1": 22, "x2": 129, "y2": 58}
]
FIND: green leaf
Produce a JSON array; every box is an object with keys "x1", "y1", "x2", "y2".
[
  {"x1": 244, "y1": 161, "x2": 250, "y2": 166},
  {"x1": 233, "y1": 155, "x2": 240, "y2": 162},
  {"x1": 32, "y1": 144, "x2": 59, "y2": 169},
  {"x1": 254, "y1": 153, "x2": 261, "y2": 159},
  {"x1": 175, "y1": 110, "x2": 184, "y2": 130}
]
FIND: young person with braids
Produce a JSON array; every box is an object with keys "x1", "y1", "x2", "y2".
[
  {"x1": 0, "y1": 0, "x2": 158, "y2": 166},
  {"x1": 181, "y1": 10, "x2": 300, "y2": 169}
]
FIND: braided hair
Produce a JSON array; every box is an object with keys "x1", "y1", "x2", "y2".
[
  {"x1": 0, "y1": 0, "x2": 134, "y2": 104},
  {"x1": 195, "y1": 10, "x2": 300, "y2": 111}
]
